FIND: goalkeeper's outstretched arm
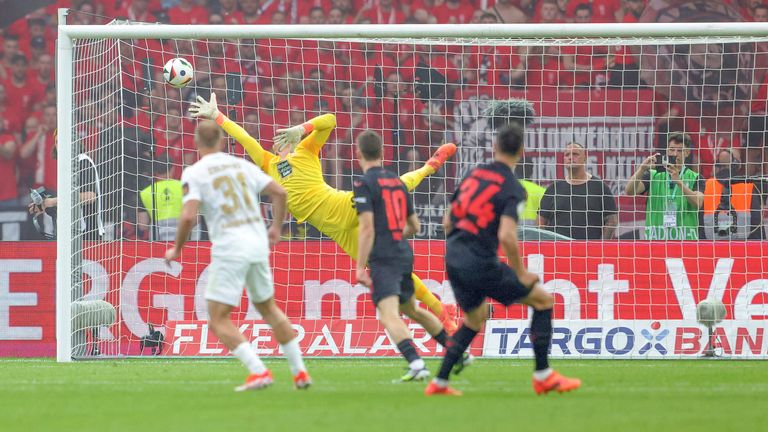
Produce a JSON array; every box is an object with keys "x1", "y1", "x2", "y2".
[
  {"x1": 190, "y1": 93, "x2": 275, "y2": 171},
  {"x1": 274, "y1": 113, "x2": 336, "y2": 155}
]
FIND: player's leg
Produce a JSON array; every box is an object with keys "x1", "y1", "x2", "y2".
[
  {"x1": 426, "y1": 258, "x2": 491, "y2": 396},
  {"x1": 208, "y1": 300, "x2": 272, "y2": 391},
  {"x1": 247, "y1": 261, "x2": 311, "y2": 389},
  {"x1": 399, "y1": 143, "x2": 457, "y2": 189},
  {"x1": 521, "y1": 285, "x2": 581, "y2": 395},
  {"x1": 205, "y1": 259, "x2": 272, "y2": 391},
  {"x1": 377, "y1": 295, "x2": 429, "y2": 381},
  {"x1": 400, "y1": 296, "x2": 474, "y2": 374},
  {"x1": 412, "y1": 273, "x2": 458, "y2": 334}
]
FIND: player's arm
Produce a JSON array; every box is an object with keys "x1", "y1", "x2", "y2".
[
  {"x1": 499, "y1": 215, "x2": 525, "y2": 275},
  {"x1": 499, "y1": 215, "x2": 538, "y2": 288},
  {"x1": 165, "y1": 170, "x2": 200, "y2": 264},
  {"x1": 499, "y1": 194, "x2": 539, "y2": 288},
  {"x1": 356, "y1": 212, "x2": 374, "y2": 287},
  {"x1": 164, "y1": 199, "x2": 199, "y2": 263},
  {"x1": 353, "y1": 178, "x2": 374, "y2": 287},
  {"x1": 190, "y1": 93, "x2": 274, "y2": 171},
  {"x1": 261, "y1": 180, "x2": 287, "y2": 246},
  {"x1": 442, "y1": 210, "x2": 453, "y2": 235},
  {"x1": 626, "y1": 153, "x2": 658, "y2": 196},
  {"x1": 274, "y1": 113, "x2": 336, "y2": 155}
]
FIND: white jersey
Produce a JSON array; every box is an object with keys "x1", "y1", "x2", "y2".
[{"x1": 181, "y1": 152, "x2": 274, "y2": 261}]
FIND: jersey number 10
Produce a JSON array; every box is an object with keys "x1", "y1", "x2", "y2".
[{"x1": 382, "y1": 188, "x2": 407, "y2": 241}]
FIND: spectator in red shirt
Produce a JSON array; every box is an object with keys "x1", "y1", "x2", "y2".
[
  {"x1": 754, "y1": 4, "x2": 768, "y2": 21},
  {"x1": 0, "y1": 120, "x2": 17, "y2": 205},
  {"x1": 298, "y1": 0, "x2": 334, "y2": 22},
  {"x1": 153, "y1": 107, "x2": 196, "y2": 179},
  {"x1": 19, "y1": 105, "x2": 57, "y2": 192},
  {"x1": 4, "y1": 55, "x2": 44, "y2": 117},
  {"x1": 19, "y1": 19, "x2": 53, "y2": 59},
  {"x1": 216, "y1": 0, "x2": 245, "y2": 23},
  {"x1": 328, "y1": 6, "x2": 354, "y2": 23},
  {"x1": 72, "y1": 1, "x2": 98, "y2": 25},
  {"x1": 0, "y1": 36, "x2": 21, "y2": 81},
  {"x1": 308, "y1": 6, "x2": 327, "y2": 24},
  {"x1": 240, "y1": 0, "x2": 278, "y2": 24},
  {"x1": 0, "y1": 83, "x2": 23, "y2": 135},
  {"x1": 607, "y1": 0, "x2": 644, "y2": 86},
  {"x1": 560, "y1": 4, "x2": 609, "y2": 87},
  {"x1": 433, "y1": 0, "x2": 476, "y2": 24},
  {"x1": 27, "y1": 37, "x2": 54, "y2": 71},
  {"x1": 564, "y1": 0, "x2": 622, "y2": 22},
  {"x1": 357, "y1": 0, "x2": 406, "y2": 24},
  {"x1": 168, "y1": 0, "x2": 210, "y2": 24},
  {"x1": 30, "y1": 53, "x2": 53, "y2": 98},
  {"x1": 488, "y1": 0, "x2": 528, "y2": 23},
  {"x1": 535, "y1": 0, "x2": 564, "y2": 23},
  {"x1": 117, "y1": 0, "x2": 157, "y2": 22},
  {"x1": 523, "y1": 45, "x2": 562, "y2": 89},
  {"x1": 734, "y1": 0, "x2": 764, "y2": 21}
]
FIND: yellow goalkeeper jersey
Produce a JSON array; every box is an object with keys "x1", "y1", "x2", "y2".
[{"x1": 219, "y1": 113, "x2": 358, "y2": 236}]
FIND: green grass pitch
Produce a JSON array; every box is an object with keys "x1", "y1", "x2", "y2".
[{"x1": 1, "y1": 358, "x2": 766, "y2": 432}]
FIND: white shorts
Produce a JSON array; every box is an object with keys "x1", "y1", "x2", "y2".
[{"x1": 205, "y1": 259, "x2": 274, "y2": 307}]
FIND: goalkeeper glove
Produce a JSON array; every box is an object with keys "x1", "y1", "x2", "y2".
[
  {"x1": 189, "y1": 93, "x2": 220, "y2": 120},
  {"x1": 274, "y1": 123, "x2": 312, "y2": 153}
]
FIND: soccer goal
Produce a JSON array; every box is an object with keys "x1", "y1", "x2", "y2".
[{"x1": 56, "y1": 9, "x2": 768, "y2": 362}]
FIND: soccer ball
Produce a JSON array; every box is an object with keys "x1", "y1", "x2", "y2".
[{"x1": 163, "y1": 57, "x2": 194, "y2": 88}]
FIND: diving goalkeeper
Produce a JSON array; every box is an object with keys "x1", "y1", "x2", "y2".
[{"x1": 190, "y1": 93, "x2": 458, "y2": 332}]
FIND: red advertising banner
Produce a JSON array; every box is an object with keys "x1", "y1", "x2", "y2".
[{"x1": 1, "y1": 241, "x2": 766, "y2": 357}]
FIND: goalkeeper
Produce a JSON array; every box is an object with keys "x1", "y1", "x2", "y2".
[{"x1": 190, "y1": 93, "x2": 459, "y2": 332}]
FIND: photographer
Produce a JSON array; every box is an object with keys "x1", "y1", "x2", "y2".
[
  {"x1": 27, "y1": 133, "x2": 104, "y2": 241},
  {"x1": 626, "y1": 132, "x2": 704, "y2": 240},
  {"x1": 702, "y1": 148, "x2": 764, "y2": 240}
]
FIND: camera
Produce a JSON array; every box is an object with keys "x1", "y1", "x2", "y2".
[{"x1": 655, "y1": 154, "x2": 670, "y2": 173}]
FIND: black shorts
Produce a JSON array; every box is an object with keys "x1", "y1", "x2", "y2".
[
  {"x1": 369, "y1": 259, "x2": 414, "y2": 305},
  {"x1": 446, "y1": 256, "x2": 532, "y2": 313}
]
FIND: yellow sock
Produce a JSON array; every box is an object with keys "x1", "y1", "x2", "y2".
[
  {"x1": 399, "y1": 166, "x2": 432, "y2": 192},
  {"x1": 412, "y1": 273, "x2": 443, "y2": 316}
]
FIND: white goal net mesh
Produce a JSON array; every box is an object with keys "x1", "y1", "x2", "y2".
[{"x1": 64, "y1": 27, "x2": 768, "y2": 359}]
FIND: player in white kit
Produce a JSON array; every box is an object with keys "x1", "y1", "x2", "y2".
[{"x1": 164, "y1": 120, "x2": 311, "y2": 391}]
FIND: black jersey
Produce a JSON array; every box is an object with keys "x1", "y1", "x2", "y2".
[
  {"x1": 447, "y1": 161, "x2": 526, "y2": 258},
  {"x1": 354, "y1": 167, "x2": 415, "y2": 262}
]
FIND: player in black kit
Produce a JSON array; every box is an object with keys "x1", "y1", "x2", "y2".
[
  {"x1": 353, "y1": 130, "x2": 460, "y2": 382},
  {"x1": 425, "y1": 122, "x2": 582, "y2": 396}
]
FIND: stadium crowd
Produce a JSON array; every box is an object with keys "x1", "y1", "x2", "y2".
[{"x1": 1, "y1": 0, "x2": 768, "y2": 241}]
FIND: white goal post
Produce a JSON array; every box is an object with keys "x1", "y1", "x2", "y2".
[{"x1": 57, "y1": 10, "x2": 768, "y2": 362}]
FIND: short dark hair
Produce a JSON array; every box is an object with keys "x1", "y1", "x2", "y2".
[
  {"x1": 574, "y1": 3, "x2": 593, "y2": 15},
  {"x1": 667, "y1": 131, "x2": 693, "y2": 148},
  {"x1": 497, "y1": 123, "x2": 525, "y2": 156},
  {"x1": 11, "y1": 54, "x2": 28, "y2": 65},
  {"x1": 27, "y1": 18, "x2": 46, "y2": 28},
  {"x1": 356, "y1": 130, "x2": 383, "y2": 160}
]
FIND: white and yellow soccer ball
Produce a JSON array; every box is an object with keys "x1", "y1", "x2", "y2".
[{"x1": 163, "y1": 57, "x2": 194, "y2": 88}]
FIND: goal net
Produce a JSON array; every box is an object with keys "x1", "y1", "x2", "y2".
[{"x1": 57, "y1": 19, "x2": 768, "y2": 361}]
